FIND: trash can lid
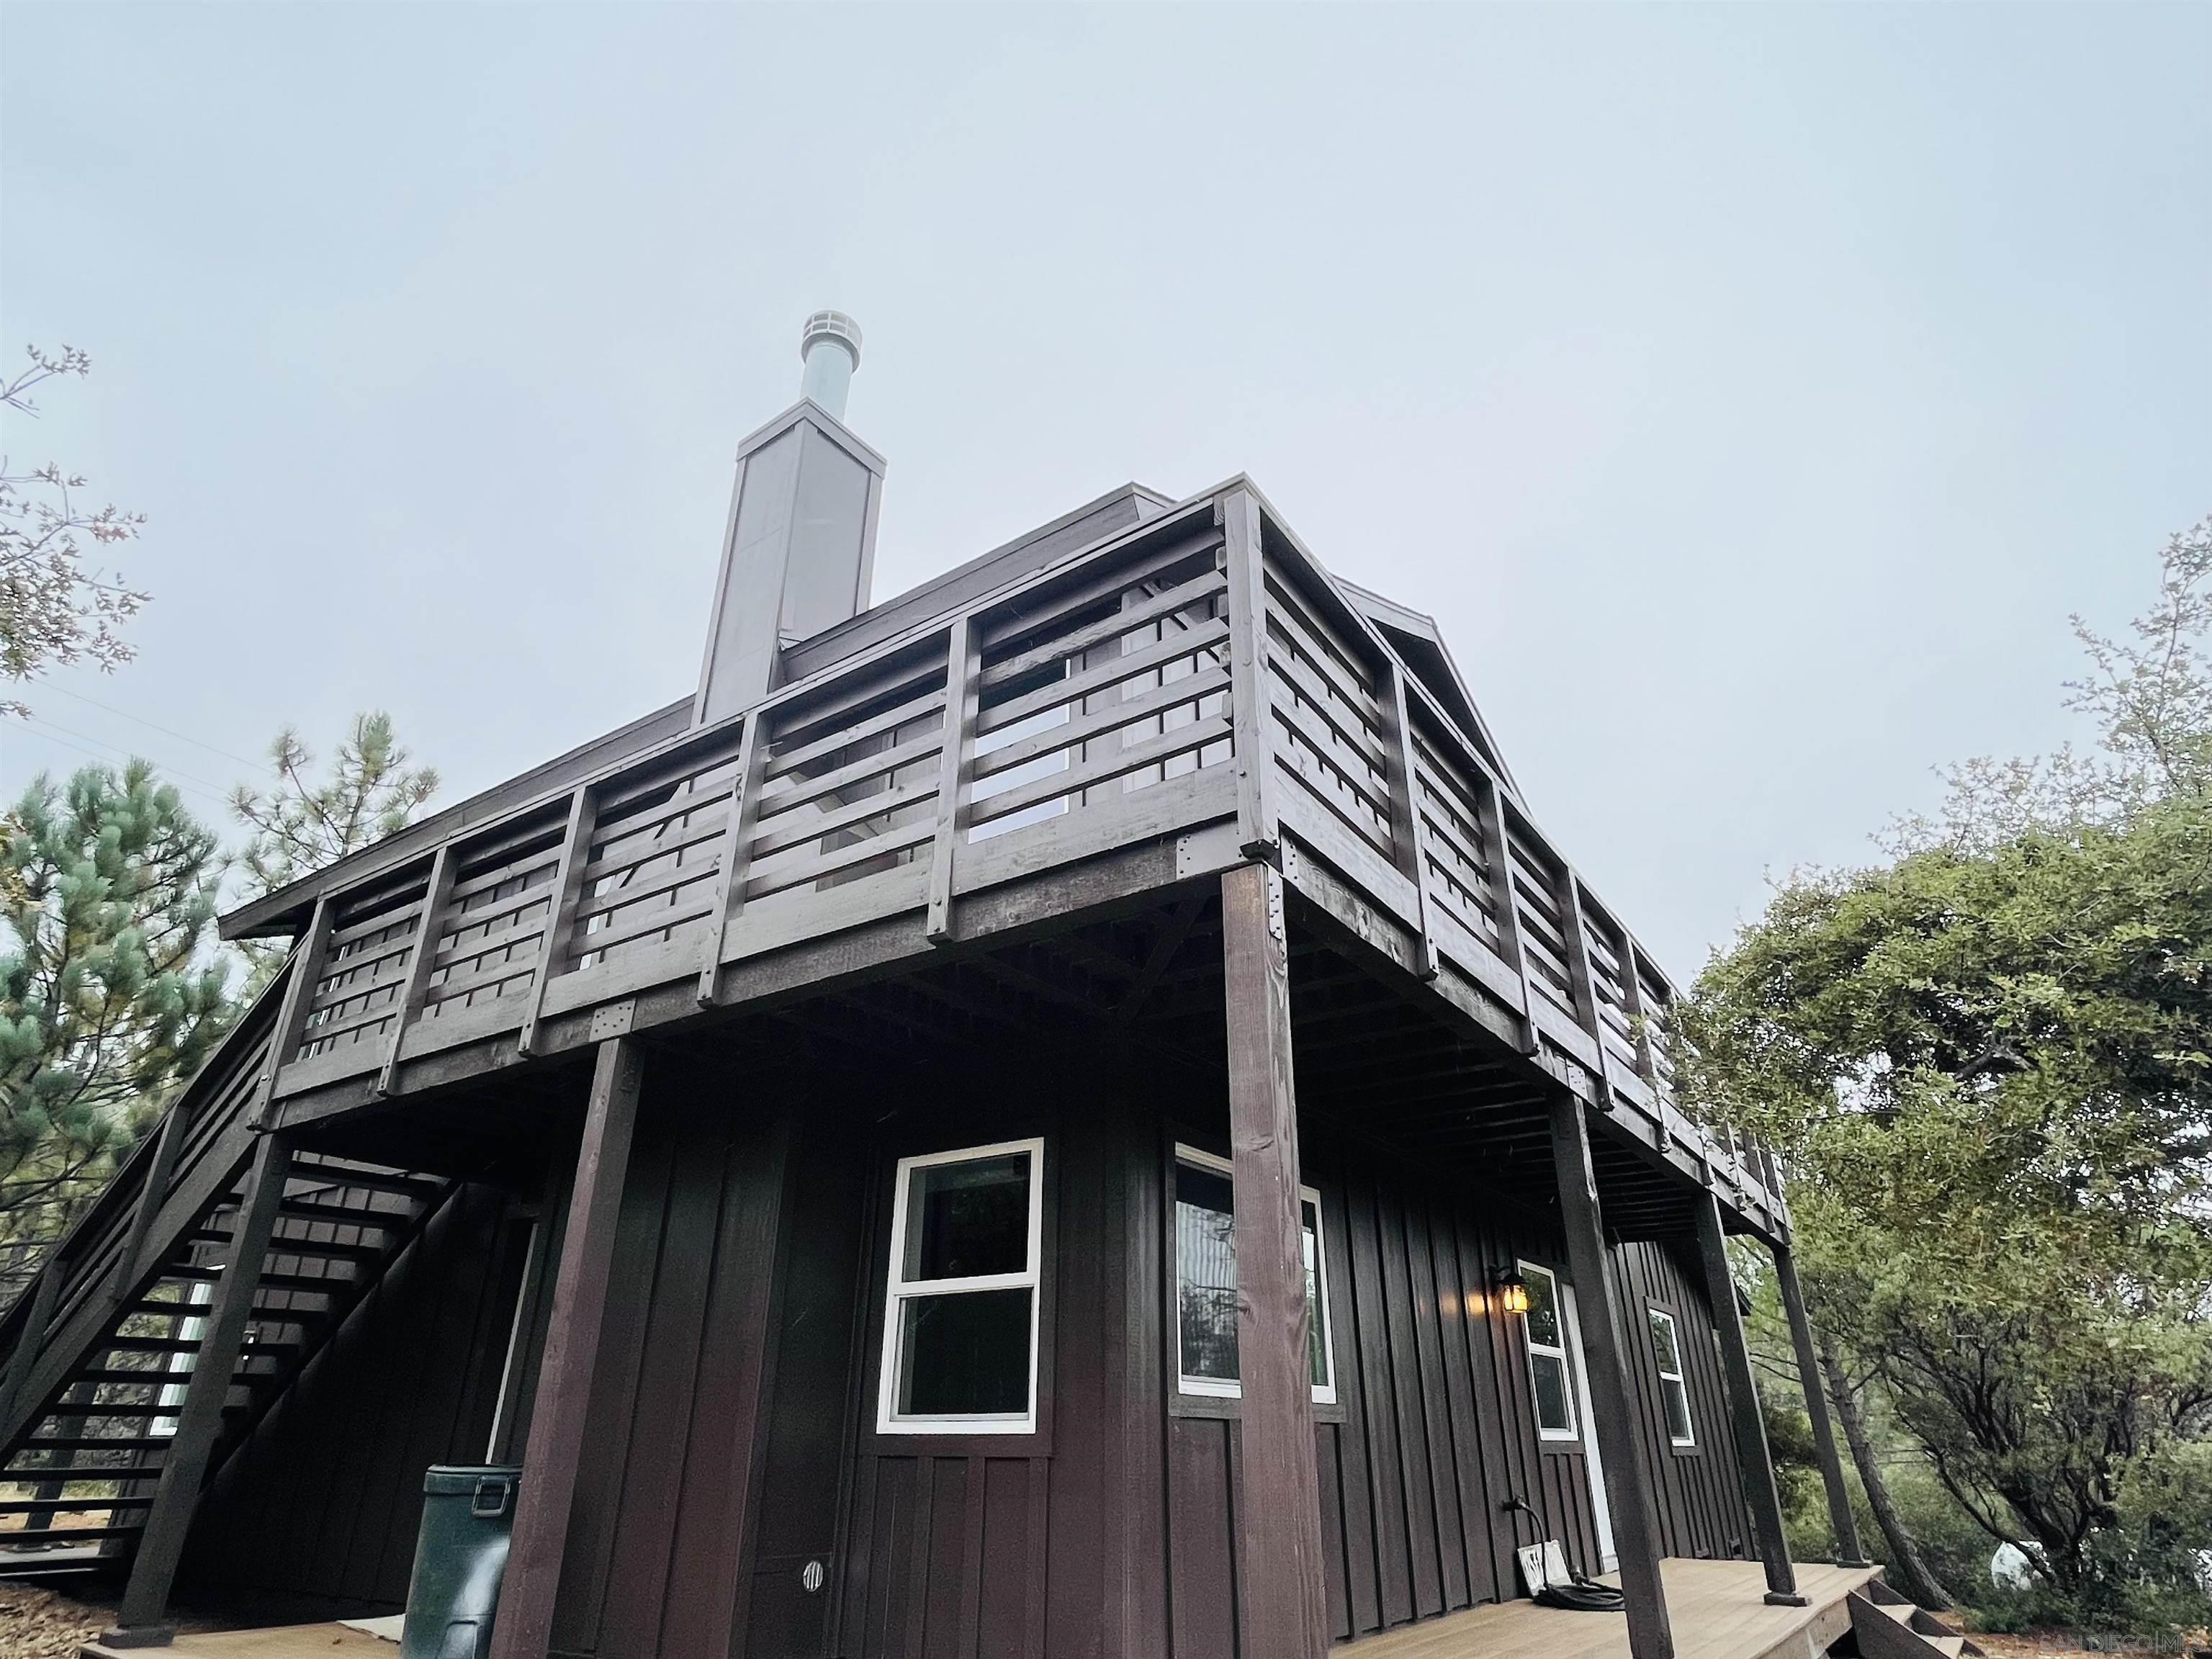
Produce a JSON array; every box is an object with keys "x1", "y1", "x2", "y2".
[{"x1": 422, "y1": 1465, "x2": 523, "y2": 1496}]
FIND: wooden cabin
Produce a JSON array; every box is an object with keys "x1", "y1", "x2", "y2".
[{"x1": 0, "y1": 318, "x2": 1912, "y2": 1659}]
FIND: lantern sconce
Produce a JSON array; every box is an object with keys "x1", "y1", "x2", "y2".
[{"x1": 1496, "y1": 1269, "x2": 1530, "y2": 1317}]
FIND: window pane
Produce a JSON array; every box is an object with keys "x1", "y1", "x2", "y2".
[
  {"x1": 1648, "y1": 1309, "x2": 1681, "y2": 1375},
  {"x1": 1664, "y1": 1379, "x2": 1694, "y2": 1445},
  {"x1": 1532, "y1": 1352, "x2": 1574, "y2": 1434},
  {"x1": 904, "y1": 1153, "x2": 1030, "y2": 1282},
  {"x1": 1177, "y1": 1161, "x2": 1239, "y2": 1382},
  {"x1": 1524, "y1": 1266, "x2": 1560, "y2": 1349},
  {"x1": 895, "y1": 1289, "x2": 1032, "y2": 1416},
  {"x1": 1174, "y1": 1164, "x2": 1331, "y2": 1391},
  {"x1": 1303, "y1": 1198, "x2": 1328, "y2": 1388}
]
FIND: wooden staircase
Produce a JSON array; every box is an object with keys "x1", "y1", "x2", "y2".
[
  {"x1": 1851, "y1": 1578, "x2": 1985, "y2": 1659},
  {"x1": 0, "y1": 954, "x2": 455, "y2": 1575}
]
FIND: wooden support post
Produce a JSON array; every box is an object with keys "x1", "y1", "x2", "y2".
[
  {"x1": 1557, "y1": 869, "x2": 1604, "y2": 1048},
  {"x1": 1219, "y1": 489, "x2": 1279, "y2": 862},
  {"x1": 1547, "y1": 1093, "x2": 1674, "y2": 1659},
  {"x1": 1773, "y1": 1242, "x2": 1870, "y2": 1567},
  {"x1": 0, "y1": 1258, "x2": 63, "y2": 1445},
  {"x1": 1378, "y1": 660, "x2": 1437, "y2": 980},
  {"x1": 1219, "y1": 861, "x2": 1328, "y2": 1659},
  {"x1": 376, "y1": 844, "x2": 456, "y2": 1097},
  {"x1": 1695, "y1": 1193, "x2": 1804, "y2": 1602},
  {"x1": 488, "y1": 1037, "x2": 644, "y2": 1659},
  {"x1": 696, "y1": 715, "x2": 768, "y2": 1004},
  {"x1": 1478, "y1": 782, "x2": 1539, "y2": 1053},
  {"x1": 926, "y1": 615, "x2": 979, "y2": 944},
  {"x1": 519, "y1": 788, "x2": 598, "y2": 1056},
  {"x1": 1618, "y1": 941, "x2": 1662, "y2": 1088},
  {"x1": 248, "y1": 898, "x2": 331, "y2": 1128},
  {"x1": 105, "y1": 1131, "x2": 296, "y2": 1647}
]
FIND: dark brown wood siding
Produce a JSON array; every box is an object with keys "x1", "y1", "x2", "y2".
[
  {"x1": 1607, "y1": 1238, "x2": 1754, "y2": 1563},
  {"x1": 179, "y1": 1180, "x2": 529, "y2": 1618},
  {"x1": 546, "y1": 1058, "x2": 791, "y2": 1659}
]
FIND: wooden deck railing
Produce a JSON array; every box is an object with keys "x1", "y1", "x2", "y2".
[{"x1": 235, "y1": 482, "x2": 1786, "y2": 1235}]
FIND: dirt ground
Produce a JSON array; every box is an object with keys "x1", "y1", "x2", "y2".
[
  {"x1": 1968, "y1": 1629, "x2": 2212, "y2": 1659},
  {"x1": 0, "y1": 1582, "x2": 109, "y2": 1659}
]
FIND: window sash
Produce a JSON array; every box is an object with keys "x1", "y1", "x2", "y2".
[
  {"x1": 1518, "y1": 1259, "x2": 1578, "y2": 1439},
  {"x1": 878, "y1": 1138, "x2": 1044, "y2": 1434},
  {"x1": 1172, "y1": 1146, "x2": 1336, "y2": 1406},
  {"x1": 1649, "y1": 1307, "x2": 1695, "y2": 1447}
]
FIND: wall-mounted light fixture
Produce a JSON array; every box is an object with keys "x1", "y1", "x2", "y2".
[{"x1": 1496, "y1": 1269, "x2": 1530, "y2": 1317}]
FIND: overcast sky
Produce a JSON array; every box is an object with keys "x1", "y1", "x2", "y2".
[{"x1": 4, "y1": 4, "x2": 2206, "y2": 977}]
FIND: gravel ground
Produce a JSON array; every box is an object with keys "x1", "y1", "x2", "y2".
[{"x1": 0, "y1": 1583, "x2": 109, "y2": 1659}]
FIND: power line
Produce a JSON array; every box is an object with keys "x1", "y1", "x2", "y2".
[
  {"x1": 21, "y1": 716, "x2": 236, "y2": 795},
  {"x1": 31, "y1": 682, "x2": 269, "y2": 772},
  {"x1": 7, "y1": 723, "x2": 239, "y2": 819}
]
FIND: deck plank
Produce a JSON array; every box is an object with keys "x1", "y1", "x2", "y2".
[{"x1": 1341, "y1": 1559, "x2": 1880, "y2": 1659}]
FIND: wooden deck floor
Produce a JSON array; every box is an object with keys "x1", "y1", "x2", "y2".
[
  {"x1": 1342, "y1": 1558, "x2": 1881, "y2": 1659},
  {"x1": 81, "y1": 1557, "x2": 1876, "y2": 1659}
]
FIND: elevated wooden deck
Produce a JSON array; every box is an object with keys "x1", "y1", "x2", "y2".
[
  {"x1": 206, "y1": 477, "x2": 1787, "y2": 1241},
  {"x1": 1344, "y1": 1560, "x2": 1880, "y2": 1659}
]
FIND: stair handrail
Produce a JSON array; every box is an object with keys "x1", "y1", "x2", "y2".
[{"x1": 0, "y1": 950, "x2": 300, "y2": 1396}]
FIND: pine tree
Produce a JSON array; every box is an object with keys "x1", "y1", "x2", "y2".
[
  {"x1": 0, "y1": 760, "x2": 233, "y2": 1295},
  {"x1": 227, "y1": 711, "x2": 439, "y2": 980}
]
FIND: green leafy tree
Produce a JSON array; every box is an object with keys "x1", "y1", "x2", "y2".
[
  {"x1": 1686, "y1": 517, "x2": 2212, "y2": 1632},
  {"x1": 1, "y1": 347, "x2": 150, "y2": 718},
  {"x1": 0, "y1": 761, "x2": 233, "y2": 1297}
]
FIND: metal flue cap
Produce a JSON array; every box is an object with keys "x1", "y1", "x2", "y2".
[{"x1": 799, "y1": 310, "x2": 863, "y2": 419}]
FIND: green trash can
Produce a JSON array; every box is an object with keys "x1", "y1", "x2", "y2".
[{"x1": 400, "y1": 1465, "x2": 522, "y2": 1659}]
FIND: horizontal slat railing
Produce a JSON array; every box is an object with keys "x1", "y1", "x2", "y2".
[
  {"x1": 261, "y1": 506, "x2": 1241, "y2": 1099},
  {"x1": 235, "y1": 478, "x2": 1786, "y2": 1232},
  {"x1": 1246, "y1": 503, "x2": 1789, "y2": 1228}
]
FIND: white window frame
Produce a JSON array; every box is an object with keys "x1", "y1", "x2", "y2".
[
  {"x1": 1172, "y1": 1145, "x2": 1337, "y2": 1407},
  {"x1": 876, "y1": 1138, "x2": 1045, "y2": 1436},
  {"x1": 1518, "y1": 1259, "x2": 1579, "y2": 1442},
  {"x1": 1648, "y1": 1305, "x2": 1696, "y2": 1449}
]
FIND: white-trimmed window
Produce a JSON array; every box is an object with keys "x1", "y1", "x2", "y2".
[
  {"x1": 1172, "y1": 1146, "x2": 1336, "y2": 1405},
  {"x1": 1518, "y1": 1260, "x2": 1578, "y2": 1440},
  {"x1": 1647, "y1": 1306, "x2": 1695, "y2": 1448},
  {"x1": 877, "y1": 1139, "x2": 1043, "y2": 1434}
]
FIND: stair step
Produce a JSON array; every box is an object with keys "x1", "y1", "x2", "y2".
[
  {"x1": 1912, "y1": 1611, "x2": 1965, "y2": 1639},
  {"x1": 72, "y1": 1370, "x2": 183, "y2": 1387},
  {"x1": 0, "y1": 1530, "x2": 143, "y2": 1557},
  {"x1": 289, "y1": 1168, "x2": 442, "y2": 1204},
  {"x1": 278, "y1": 1197, "x2": 406, "y2": 1228},
  {"x1": 0, "y1": 1497, "x2": 154, "y2": 1515},
  {"x1": 1926, "y1": 1639, "x2": 1966, "y2": 1659},
  {"x1": 30, "y1": 1402, "x2": 251, "y2": 1421},
  {"x1": 1866, "y1": 1581, "x2": 1915, "y2": 1608},
  {"x1": 12, "y1": 1437, "x2": 173, "y2": 1456},
  {"x1": 1, "y1": 1464, "x2": 167, "y2": 1483}
]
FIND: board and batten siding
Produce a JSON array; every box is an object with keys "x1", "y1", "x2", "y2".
[{"x1": 1607, "y1": 1238, "x2": 1755, "y2": 1564}]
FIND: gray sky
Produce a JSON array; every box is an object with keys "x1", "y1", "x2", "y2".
[{"x1": 4, "y1": 3, "x2": 2206, "y2": 979}]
